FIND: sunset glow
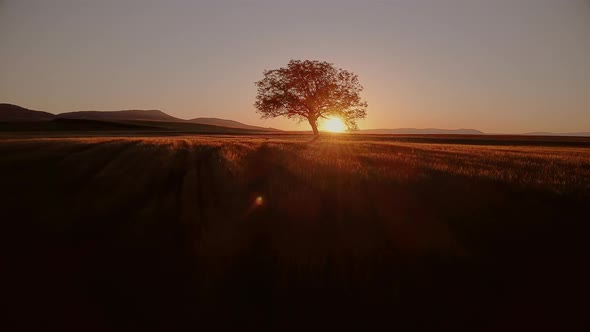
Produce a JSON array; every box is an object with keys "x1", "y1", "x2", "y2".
[
  {"x1": 323, "y1": 117, "x2": 347, "y2": 133},
  {"x1": 1, "y1": 1, "x2": 589, "y2": 133}
]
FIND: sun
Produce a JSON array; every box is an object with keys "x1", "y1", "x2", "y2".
[{"x1": 323, "y1": 117, "x2": 347, "y2": 133}]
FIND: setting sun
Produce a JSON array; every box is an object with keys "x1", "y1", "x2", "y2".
[{"x1": 323, "y1": 117, "x2": 347, "y2": 133}]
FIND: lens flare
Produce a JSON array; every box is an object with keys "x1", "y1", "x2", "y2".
[{"x1": 255, "y1": 196, "x2": 264, "y2": 206}]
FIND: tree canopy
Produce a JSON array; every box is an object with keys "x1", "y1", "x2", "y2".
[{"x1": 255, "y1": 60, "x2": 368, "y2": 135}]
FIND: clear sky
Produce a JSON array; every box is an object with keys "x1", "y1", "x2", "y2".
[{"x1": 1, "y1": 0, "x2": 589, "y2": 133}]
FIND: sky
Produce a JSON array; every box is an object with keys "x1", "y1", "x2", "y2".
[{"x1": 1, "y1": 0, "x2": 589, "y2": 133}]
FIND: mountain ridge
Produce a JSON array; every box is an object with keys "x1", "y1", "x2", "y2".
[
  {"x1": 358, "y1": 128, "x2": 484, "y2": 135},
  {"x1": 524, "y1": 131, "x2": 590, "y2": 137},
  {"x1": 188, "y1": 117, "x2": 277, "y2": 131},
  {"x1": 57, "y1": 109, "x2": 181, "y2": 122},
  {"x1": 2, "y1": 103, "x2": 588, "y2": 136},
  {"x1": 0, "y1": 103, "x2": 55, "y2": 122},
  {"x1": 0, "y1": 103, "x2": 276, "y2": 131}
]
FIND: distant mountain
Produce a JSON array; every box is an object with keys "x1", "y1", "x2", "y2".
[
  {"x1": 358, "y1": 128, "x2": 485, "y2": 135},
  {"x1": 524, "y1": 132, "x2": 590, "y2": 137},
  {"x1": 0, "y1": 103, "x2": 55, "y2": 121},
  {"x1": 1, "y1": 103, "x2": 279, "y2": 133},
  {"x1": 6, "y1": 103, "x2": 584, "y2": 136},
  {"x1": 57, "y1": 110, "x2": 181, "y2": 122},
  {"x1": 188, "y1": 117, "x2": 278, "y2": 131}
]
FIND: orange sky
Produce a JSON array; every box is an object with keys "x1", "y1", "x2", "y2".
[{"x1": 1, "y1": 0, "x2": 589, "y2": 133}]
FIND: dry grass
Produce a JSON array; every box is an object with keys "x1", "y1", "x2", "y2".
[{"x1": 2, "y1": 134, "x2": 589, "y2": 331}]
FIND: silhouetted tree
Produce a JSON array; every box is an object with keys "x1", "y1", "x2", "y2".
[{"x1": 255, "y1": 60, "x2": 368, "y2": 135}]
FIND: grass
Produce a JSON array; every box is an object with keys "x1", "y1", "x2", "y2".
[{"x1": 2, "y1": 134, "x2": 590, "y2": 331}]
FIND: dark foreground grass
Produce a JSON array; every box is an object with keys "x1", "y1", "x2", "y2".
[{"x1": 2, "y1": 135, "x2": 590, "y2": 331}]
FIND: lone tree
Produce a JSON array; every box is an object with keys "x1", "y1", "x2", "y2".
[{"x1": 255, "y1": 60, "x2": 367, "y2": 135}]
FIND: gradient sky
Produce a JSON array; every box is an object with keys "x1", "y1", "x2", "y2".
[{"x1": 1, "y1": 0, "x2": 589, "y2": 133}]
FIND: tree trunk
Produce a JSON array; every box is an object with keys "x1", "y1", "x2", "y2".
[{"x1": 308, "y1": 117, "x2": 319, "y2": 136}]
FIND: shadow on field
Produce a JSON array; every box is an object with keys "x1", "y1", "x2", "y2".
[{"x1": 2, "y1": 137, "x2": 589, "y2": 331}]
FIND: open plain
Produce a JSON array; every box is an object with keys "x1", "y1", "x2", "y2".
[{"x1": 3, "y1": 134, "x2": 590, "y2": 331}]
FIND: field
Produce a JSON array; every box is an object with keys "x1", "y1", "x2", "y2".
[
  {"x1": 0, "y1": 118, "x2": 273, "y2": 138},
  {"x1": 3, "y1": 134, "x2": 590, "y2": 331}
]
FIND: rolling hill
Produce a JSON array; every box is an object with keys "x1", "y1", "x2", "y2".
[
  {"x1": 0, "y1": 103, "x2": 280, "y2": 135},
  {"x1": 0, "y1": 103, "x2": 55, "y2": 121},
  {"x1": 525, "y1": 132, "x2": 590, "y2": 137},
  {"x1": 2, "y1": 103, "x2": 587, "y2": 136},
  {"x1": 358, "y1": 128, "x2": 485, "y2": 135},
  {"x1": 0, "y1": 103, "x2": 277, "y2": 133},
  {"x1": 57, "y1": 110, "x2": 181, "y2": 122},
  {"x1": 188, "y1": 117, "x2": 278, "y2": 131}
]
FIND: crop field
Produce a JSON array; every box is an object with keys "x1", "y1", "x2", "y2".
[{"x1": 3, "y1": 134, "x2": 590, "y2": 331}]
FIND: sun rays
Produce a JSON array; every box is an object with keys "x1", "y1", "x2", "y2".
[{"x1": 323, "y1": 117, "x2": 347, "y2": 133}]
